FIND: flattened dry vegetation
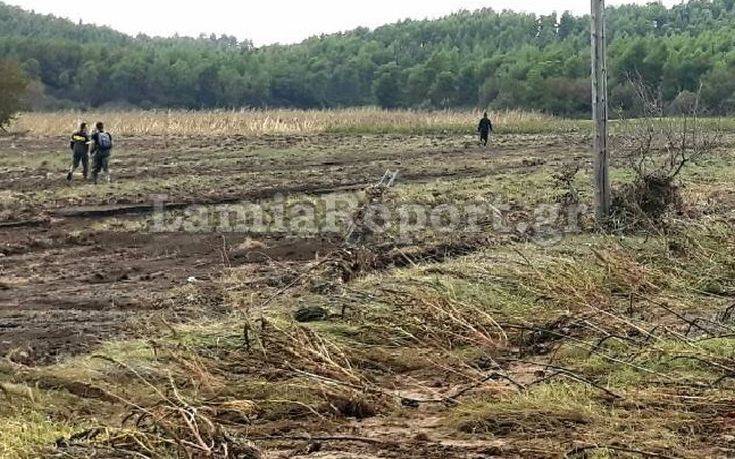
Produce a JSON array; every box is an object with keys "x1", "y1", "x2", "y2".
[
  {"x1": 1, "y1": 219, "x2": 734, "y2": 458},
  {"x1": 2, "y1": 117, "x2": 735, "y2": 457}
]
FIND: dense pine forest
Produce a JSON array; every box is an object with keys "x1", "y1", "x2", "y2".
[{"x1": 2, "y1": 0, "x2": 735, "y2": 115}]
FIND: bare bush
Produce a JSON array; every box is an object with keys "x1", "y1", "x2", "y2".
[
  {"x1": 613, "y1": 77, "x2": 724, "y2": 227},
  {"x1": 617, "y1": 79, "x2": 722, "y2": 182}
]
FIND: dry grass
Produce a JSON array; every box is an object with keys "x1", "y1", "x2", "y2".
[
  {"x1": 3, "y1": 222, "x2": 735, "y2": 457},
  {"x1": 10, "y1": 108, "x2": 582, "y2": 137},
  {"x1": 11, "y1": 108, "x2": 735, "y2": 139}
]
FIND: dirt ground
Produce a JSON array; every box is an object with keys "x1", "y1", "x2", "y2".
[
  {"x1": 3, "y1": 130, "x2": 735, "y2": 458},
  {"x1": 0, "y1": 132, "x2": 588, "y2": 366}
]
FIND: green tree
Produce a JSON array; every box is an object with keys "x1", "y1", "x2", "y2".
[
  {"x1": 701, "y1": 63, "x2": 735, "y2": 113},
  {"x1": 372, "y1": 63, "x2": 402, "y2": 108},
  {"x1": 0, "y1": 60, "x2": 28, "y2": 130},
  {"x1": 404, "y1": 66, "x2": 432, "y2": 107},
  {"x1": 3, "y1": 0, "x2": 735, "y2": 114},
  {"x1": 430, "y1": 71, "x2": 457, "y2": 107},
  {"x1": 557, "y1": 12, "x2": 576, "y2": 40}
]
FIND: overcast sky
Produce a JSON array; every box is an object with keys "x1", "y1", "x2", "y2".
[{"x1": 7, "y1": 0, "x2": 681, "y2": 46}]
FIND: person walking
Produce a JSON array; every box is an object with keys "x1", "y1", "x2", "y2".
[
  {"x1": 478, "y1": 112, "x2": 493, "y2": 147},
  {"x1": 67, "y1": 122, "x2": 91, "y2": 182},
  {"x1": 91, "y1": 121, "x2": 113, "y2": 184}
]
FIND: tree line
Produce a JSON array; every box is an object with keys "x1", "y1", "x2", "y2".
[{"x1": 2, "y1": 0, "x2": 735, "y2": 115}]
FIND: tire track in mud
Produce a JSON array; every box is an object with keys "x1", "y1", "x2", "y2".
[
  {"x1": 0, "y1": 176, "x2": 537, "y2": 363},
  {"x1": 8, "y1": 155, "x2": 549, "y2": 225},
  {"x1": 0, "y1": 230, "x2": 253, "y2": 364},
  {"x1": 0, "y1": 132, "x2": 585, "y2": 200},
  {"x1": 0, "y1": 210, "x2": 507, "y2": 366}
]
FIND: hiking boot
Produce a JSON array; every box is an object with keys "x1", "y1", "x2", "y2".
[{"x1": 66, "y1": 172, "x2": 73, "y2": 182}]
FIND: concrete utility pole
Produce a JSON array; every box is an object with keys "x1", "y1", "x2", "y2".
[{"x1": 591, "y1": 0, "x2": 611, "y2": 220}]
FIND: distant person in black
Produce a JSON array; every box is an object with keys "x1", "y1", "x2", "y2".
[
  {"x1": 67, "y1": 122, "x2": 90, "y2": 182},
  {"x1": 478, "y1": 112, "x2": 493, "y2": 147},
  {"x1": 91, "y1": 121, "x2": 113, "y2": 184}
]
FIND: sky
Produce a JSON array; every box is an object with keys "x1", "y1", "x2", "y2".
[{"x1": 6, "y1": 0, "x2": 682, "y2": 46}]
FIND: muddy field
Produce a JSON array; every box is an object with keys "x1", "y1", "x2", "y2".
[
  {"x1": 3, "y1": 128, "x2": 735, "y2": 458},
  {"x1": 0, "y1": 132, "x2": 588, "y2": 365}
]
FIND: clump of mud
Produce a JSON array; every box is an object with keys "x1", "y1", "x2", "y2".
[
  {"x1": 326, "y1": 394, "x2": 379, "y2": 419},
  {"x1": 294, "y1": 306, "x2": 329, "y2": 323}
]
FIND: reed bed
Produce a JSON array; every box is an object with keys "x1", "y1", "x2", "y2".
[{"x1": 12, "y1": 108, "x2": 585, "y2": 137}]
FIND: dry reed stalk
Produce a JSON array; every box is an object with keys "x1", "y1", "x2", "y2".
[{"x1": 12, "y1": 108, "x2": 566, "y2": 137}]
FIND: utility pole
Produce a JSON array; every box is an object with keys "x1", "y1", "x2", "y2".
[{"x1": 591, "y1": 0, "x2": 611, "y2": 220}]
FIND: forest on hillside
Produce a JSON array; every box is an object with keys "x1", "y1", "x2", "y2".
[{"x1": 2, "y1": 0, "x2": 735, "y2": 115}]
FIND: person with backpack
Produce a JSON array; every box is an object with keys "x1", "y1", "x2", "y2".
[
  {"x1": 478, "y1": 112, "x2": 493, "y2": 147},
  {"x1": 67, "y1": 122, "x2": 91, "y2": 182},
  {"x1": 91, "y1": 121, "x2": 113, "y2": 184}
]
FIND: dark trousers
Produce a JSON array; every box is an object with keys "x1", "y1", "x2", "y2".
[
  {"x1": 480, "y1": 130, "x2": 490, "y2": 146},
  {"x1": 71, "y1": 150, "x2": 89, "y2": 177},
  {"x1": 92, "y1": 150, "x2": 111, "y2": 182}
]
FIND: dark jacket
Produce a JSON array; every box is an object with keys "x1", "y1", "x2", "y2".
[
  {"x1": 91, "y1": 131, "x2": 113, "y2": 153},
  {"x1": 70, "y1": 130, "x2": 90, "y2": 155},
  {"x1": 478, "y1": 117, "x2": 493, "y2": 133}
]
